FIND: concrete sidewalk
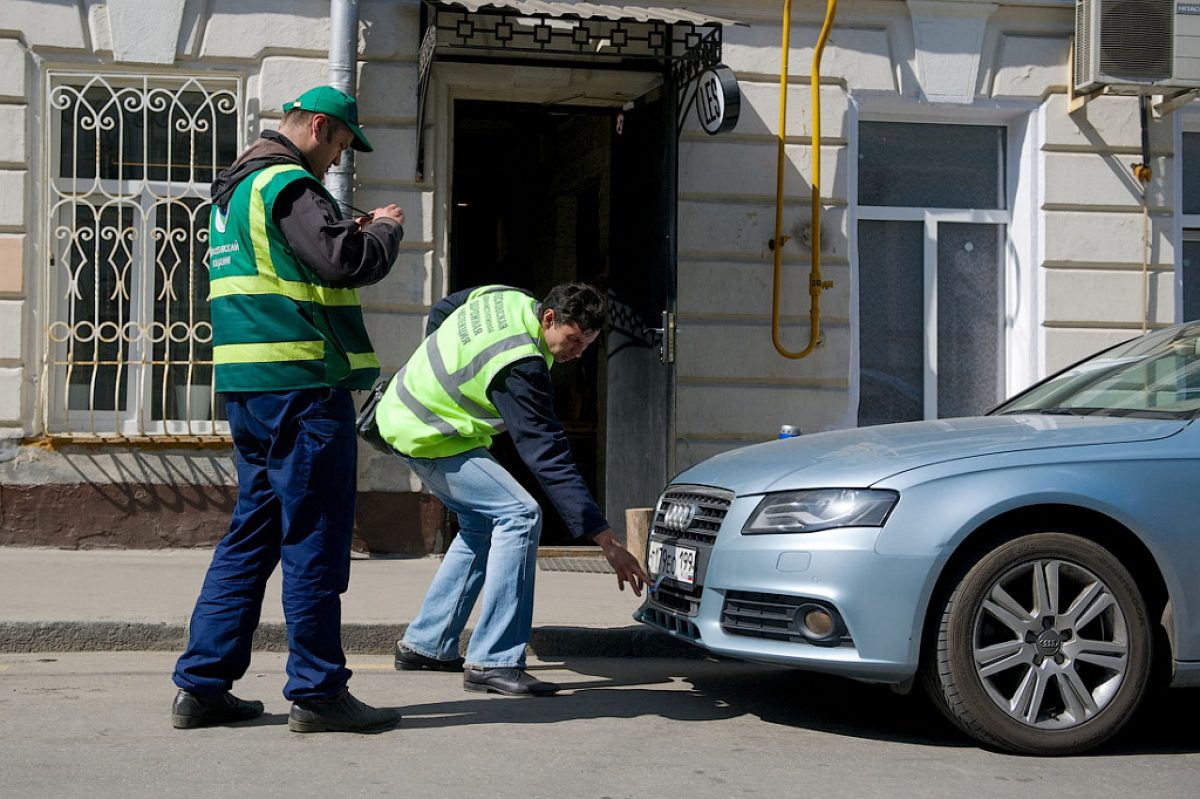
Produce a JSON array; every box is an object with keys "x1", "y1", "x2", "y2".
[{"x1": 0, "y1": 547, "x2": 697, "y2": 658}]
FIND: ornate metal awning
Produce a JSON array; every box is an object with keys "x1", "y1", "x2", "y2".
[{"x1": 416, "y1": 0, "x2": 739, "y2": 176}]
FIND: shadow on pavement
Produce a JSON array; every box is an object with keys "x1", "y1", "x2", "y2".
[
  {"x1": 227, "y1": 711, "x2": 291, "y2": 729},
  {"x1": 1101, "y1": 686, "x2": 1200, "y2": 756},
  {"x1": 397, "y1": 657, "x2": 1200, "y2": 756},
  {"x1": 394, "y1": 657, "x2": 959, "y2": 745}
]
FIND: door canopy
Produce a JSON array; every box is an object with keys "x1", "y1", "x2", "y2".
[{"x1": 416, "y1": 1, "x2": 741, "y2": 175}]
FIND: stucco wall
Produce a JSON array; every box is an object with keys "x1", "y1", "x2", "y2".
[
  {"x1": 1041, "y1": 93, "x2": 1178, "y2": 368},
  {"x1": 0, "y1": 34, "x2": 32, "y2": 437},
  {"x1": 670, "y1": 0, "x2": 1179, "y2": 469},
  {"x1": 0, "y1": 0, "x2": 430, "y2": 548},
  {"x1": 0, "y1": 0, "x2": 1190, "y2": 546}
]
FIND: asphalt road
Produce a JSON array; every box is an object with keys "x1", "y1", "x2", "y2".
[{"x1": 2, "y1": 652, "x2": 1199, "y2": 798}]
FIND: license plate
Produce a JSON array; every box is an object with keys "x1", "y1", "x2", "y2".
[{"x1": 647, "y1": 540, "x2": 697, "y2": 585}]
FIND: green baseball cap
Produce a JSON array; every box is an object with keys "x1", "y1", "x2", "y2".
[{"x1": 283, "y1": 85, "x2": 373, "y2": 152}]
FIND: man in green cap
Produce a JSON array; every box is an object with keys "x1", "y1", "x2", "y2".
[{"x1": 171, "y1": 85, "x2": 405, "y2": 734}]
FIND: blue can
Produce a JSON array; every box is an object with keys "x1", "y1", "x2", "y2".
[{"x1": 778, "y1": 424, "x2": 801, "y2": 439}]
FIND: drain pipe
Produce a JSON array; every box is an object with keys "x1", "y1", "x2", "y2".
[
  {"x1": 771, "y1": 0, "x2": 837, "y2": 359},
  {"x1": 1133, "y1": 95, "x2": 1153, "y2": 333},
  {"x1": 327, "y1": 0, "x2": 360, "y2": 210}
]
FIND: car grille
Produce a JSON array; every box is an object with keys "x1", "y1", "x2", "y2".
[
  {"x1": 721, "y1": 590, "x2": 850, "y2": 646},
  {"x1": 653, "y1": 485, "x2": 733, "y2": 545},
  {"x1": 649, "y1": 580, "x2": 701, "y2": 616},
  {"x1": 638, "y1": 604, "x2": 701, "y2": 642},
  {"x1": 644, "y1": 485, "x2": 731, "y2": 618}
]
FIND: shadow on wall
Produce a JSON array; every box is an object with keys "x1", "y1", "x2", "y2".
[
  {"x1": 0, "y1": 446, "x2": 443, "y2": 554},
  {"x1": 0, "y1": 447, "x2": 237, "y2": 548}
]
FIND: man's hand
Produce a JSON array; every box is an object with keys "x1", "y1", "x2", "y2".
[
  {"x1": 592, "y1": 529, "x2": 649, "y2": 596},
  {"x1": 371, "y1": 203, "x2": 405, "y2": 225}
]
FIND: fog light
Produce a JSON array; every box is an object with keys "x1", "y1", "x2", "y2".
[
  {"x1": 803, "y1": 607, "x2": 834, "y2": 636},
  {"x1": 794, "y1": 602, "x2": 845, "y2": 644}
]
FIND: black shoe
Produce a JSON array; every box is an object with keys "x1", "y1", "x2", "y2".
[
  {"x1": 394, "y1": 642, "x2": 465, "y2": 672},
  {"x1": 463, "y1": 667, "x2": 560, "y2": 697},
  {"x1": 171, "y1": 689, "x2": 264, "y2": 729},
  {"x1": 288, "y1": 689, "x2": 401, "y2": 733}
]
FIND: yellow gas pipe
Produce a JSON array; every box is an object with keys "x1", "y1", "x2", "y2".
[{"x1": 772, "y1": 0, "x2": 837, "y2": 359}]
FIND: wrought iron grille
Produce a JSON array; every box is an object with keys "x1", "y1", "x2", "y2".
[
  {"x1": 430, "y1": 5, "x2": 706, "y2": 61},
  {"x1": 42, "y1": 73, "x2": 241, "y2": 439}
]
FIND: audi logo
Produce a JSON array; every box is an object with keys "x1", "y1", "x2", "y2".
[{"x1": 661, "y1": 501, "x2": 698, "y2": 533}]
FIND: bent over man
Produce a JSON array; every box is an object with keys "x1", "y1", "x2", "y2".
[
  {"x1": 376, "y1": 283, "x2": 649, "y2": 696},
  {"x1": 172, "y1": 86, "x2": 404, "y2": 733}
]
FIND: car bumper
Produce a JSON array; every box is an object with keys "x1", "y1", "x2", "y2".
[{"x1": 636, "y1": 502, "x2": 939, "y2": 685}]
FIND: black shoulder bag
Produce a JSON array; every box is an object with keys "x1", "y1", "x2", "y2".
[{"x1": 356, "y1": 376, "x2": 395, "y2": 455}]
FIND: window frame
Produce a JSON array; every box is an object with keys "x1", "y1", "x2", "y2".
[
  {"x1": 1175, "y1": 111, "x2": 1200, "y2": 323},
  {"x1": 848, "y1": 97, "x2": 1037, "y2": 426},
  {"x1": 857, "y1": 207, "x2": 1009, "y2": 420},
  {"x1": 40, "y1": 71, "x2": 243, "y2": 440}
]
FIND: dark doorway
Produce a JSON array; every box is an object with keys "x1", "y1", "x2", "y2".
[{"x1": 449, "y1": 97, "x2": 671, "y2": 546}]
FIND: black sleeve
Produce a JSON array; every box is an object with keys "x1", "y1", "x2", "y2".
[
  {"x1": 488, "y1": 359, "x2": 610, "y2": 540},
  {"x1": 426, "y1": 287, "x2": 475, "y2": 336},
  {"x1": 274, "y1": 180, "x2": 404, "y2": 289}
]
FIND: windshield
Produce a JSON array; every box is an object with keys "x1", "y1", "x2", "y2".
[{"x1": 994, "y1": 323, "x2": 1200, "y2": 420}]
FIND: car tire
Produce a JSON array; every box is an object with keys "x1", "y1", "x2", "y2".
[{"x1": 922, "y1": 532, "x2": 1153, "y2": 755}]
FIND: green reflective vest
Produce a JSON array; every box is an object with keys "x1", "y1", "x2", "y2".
[
  {"x1": 208, "y1": 163, "x2": 379, "y2": 392},
  {"x1": 376, "y1": 286, "x2": 551, "y2": 458}
]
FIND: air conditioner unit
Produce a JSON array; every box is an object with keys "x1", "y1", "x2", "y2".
[{"x1": 1074, "y1": 0, "x2": 1200, "y2": 94}]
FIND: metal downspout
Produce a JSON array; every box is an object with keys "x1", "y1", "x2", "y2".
[
  {"x1": 771, "y1": 0, "x2": 837, "y2": 359},
  {"x1": 327, "y1": 0, "x2": 359, "y2": 210}
]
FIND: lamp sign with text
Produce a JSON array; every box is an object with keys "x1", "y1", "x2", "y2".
[{"x1": 696, "y1": 65, "x2": 740, "y2": 135}]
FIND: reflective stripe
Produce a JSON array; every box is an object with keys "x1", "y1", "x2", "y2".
[
  {"x1": 391, "y1": 369, "x2": 458, "y2": 436},
  {"x1": 426, "y1": 331, "x2": 537, "y2": 424},
  {"x1": 424, "y1": 336, "x2": 490, "y2": 420},
  {"x1": 452, "y1": 331, "x2": 542, "y2": 380},
  {"x1": 209, "y1": 274, "x2": 361, "y2": 307},
  {"x1": 348, "y1": 351, "x2": 380, "y2": 371},
  {"x1": 214, "y1": 340, "x2": 323, "y2": 364},
  {"x1": 218, "y1": 165, "x2": 363, "y2": 309},
  {"x1": 209, "y1": 163, "x2": 379, "y2": 391},
  {"x1": 375, "y1": 289, "x2": 544, "y2": 455},
  {"x1": 248, "y1": 166, "x2": 298, "y2": 281}
]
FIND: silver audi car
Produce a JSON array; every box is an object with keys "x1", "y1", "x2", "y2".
[{"x1": 636, "y1": 322, "x2": 1200, "y2": 755}]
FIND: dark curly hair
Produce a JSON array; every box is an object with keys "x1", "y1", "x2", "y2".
[{"x1": 541, "y1": 282, "x2": 607, "y2": 334}]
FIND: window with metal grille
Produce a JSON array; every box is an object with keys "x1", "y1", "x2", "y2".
[{"x1": 42, "y1": 74, "x2": 241, "y2": 438}]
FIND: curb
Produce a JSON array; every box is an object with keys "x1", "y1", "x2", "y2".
[{"x1": 0, "y1": 621, "x2": 704, "y2": 659}]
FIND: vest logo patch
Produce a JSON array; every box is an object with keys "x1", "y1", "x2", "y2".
[{"x1": 208, "y1": 240, "x2": 240, "y2": 269}]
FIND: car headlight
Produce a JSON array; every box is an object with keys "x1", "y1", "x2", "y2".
[{"x1": 742, "y1": 489, "x2": 899, "y2": 534}]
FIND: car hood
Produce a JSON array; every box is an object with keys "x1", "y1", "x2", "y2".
[{"x1": 674, "y1": 415, "x2": 1188, "y2": 495}]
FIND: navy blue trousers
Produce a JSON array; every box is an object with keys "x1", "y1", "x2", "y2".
[{"x1": 173, "y1": 388, "x2": 357, "y2": 700}]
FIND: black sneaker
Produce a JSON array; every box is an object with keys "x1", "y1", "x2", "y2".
[
  {"x1": 394, "y1": 642, "x2": 465, "y2": 672},
  {"x1": 288, "y1": 689, "x2": 401, "y2": 733},
  {"x1": 171, "y1": 689, "x2": 264, "y2": 729}
]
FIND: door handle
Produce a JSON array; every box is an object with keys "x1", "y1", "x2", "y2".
[{"x1": 642, "y1": 310, "x2": 676, "y2": 365}]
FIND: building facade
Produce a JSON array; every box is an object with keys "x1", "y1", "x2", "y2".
[{"x1": 0, "y1": 0, "x2": 1196, "y2": 552}]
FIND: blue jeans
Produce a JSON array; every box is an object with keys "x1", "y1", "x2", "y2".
[
  {"x1": 173, "y1": 388, "x2": 357, "y2": 700},
  {"x1": 401, "y1": 449, "x2": 542, "y2": 668}
]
